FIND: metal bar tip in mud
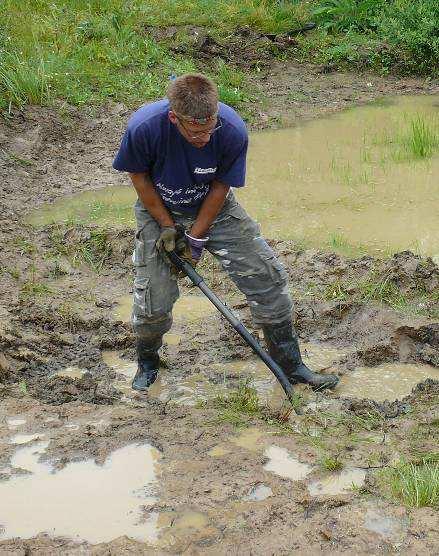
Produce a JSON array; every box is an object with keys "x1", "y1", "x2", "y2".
[{"x1": 167, "y1": 250, "x2": 295, "y2": 405}]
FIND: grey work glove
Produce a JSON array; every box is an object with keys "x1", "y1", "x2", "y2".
[
  {"x1": 156, "y1": 225, "x2": 197, "y2": 274},
  {"x1": 156, "y1": 226, "x2": 177, "y2": 253}
]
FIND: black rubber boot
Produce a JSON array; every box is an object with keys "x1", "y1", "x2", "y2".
[
  {"x1": 132, "y1": 338, "x2": 161, "y2": 391},
  {"x1": 262, "y1": 320, "x2": 339, "y2": 390}
]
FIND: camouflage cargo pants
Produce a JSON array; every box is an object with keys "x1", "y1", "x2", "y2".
[{"x1": 132, "y1": 192, "x2": 292, "y2": 341}]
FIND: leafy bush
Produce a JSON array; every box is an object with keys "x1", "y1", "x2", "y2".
[
  {"x1": 373, "y1": 0, "x2": 439, "y2": 74},
  {"x1": 312, "y1": 0, "x2": 384, "y2": 32}
]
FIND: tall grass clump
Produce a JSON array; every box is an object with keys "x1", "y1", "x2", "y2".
[
  {"x1": 403, "y1": 116, "x2": 439, "y2": 159},
  {"x1": 213, "y1": 380, "x2": 263, "y2": 426},
  {"x1": 381, "y1": 461, "x2": 439, "y2": 508},
  {"x1": 0, "y1": 53, "x2": 52, "y2": 108}
]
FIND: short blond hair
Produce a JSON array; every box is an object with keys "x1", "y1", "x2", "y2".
[{"x1": 167, "y1": 73, "x2": 218, "y2": 122}]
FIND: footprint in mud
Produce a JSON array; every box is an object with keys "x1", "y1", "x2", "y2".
[
  {"x1": 308, "y1": 468, "x2": 366, "y2": 496},
  {"x1": 263, "y1": 445, "x2": 312, "y2": 481}
]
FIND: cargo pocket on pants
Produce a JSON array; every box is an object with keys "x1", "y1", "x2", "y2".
[
  {"x1": 132, "y1": 226, "x2": 147, "y2": 266},
  {"x1": 133, "y1": 275, "x2": 152, "y2": 318},
  {"x1": 261, "y1": 254, "x2": 288, "y2": 286}
]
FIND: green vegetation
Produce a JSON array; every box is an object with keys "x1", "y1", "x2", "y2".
[
  {"x1": 48, "y1": 225, "x2": 113, "y2": 271},
  {"x1": 380, "y1": 460, "x2": 439, "y2": 508},
  {"x1": 319, "y1": 454, "x2": 343, "y2": 471},
  {"x1": 212, "y1": 379, "x2": 303, "y2": 428},
  {"x1": 1, "y1": 0, "x2": 437, "y2": 112},
  {"x1": 372, "y1": 114, "x2": 439, "y2": 162},
  {"x1": 20, "y1": 279, "x2": 52, "y2": 298},
  {"x1": 402, "y1": 116, "x2": 439, "y2": 160},
  {"x1": 213, "y1": 380, "x2": 264, "y2": 427}
]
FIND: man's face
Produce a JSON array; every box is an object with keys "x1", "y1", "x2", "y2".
[{"x1": 169, "y1": 111, "x2": 219, "y2": 148}]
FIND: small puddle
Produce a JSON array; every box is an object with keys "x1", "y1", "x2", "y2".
[
  {"x1": 102, "y1": 351, "x2": 224, "y2": 405},
  {"x1": 54, "y1": 366, "x2": 86, "y2": 379},
  {"x1": 338, "y1": 363, "x2": 439, "y2": 401},
  {"x1": 0, "y1": 442, "x2": 160, "y2": 543},
  {"x1": 308, "y1": 467, "x2": 366, "y2": 496},
  {"x1": 6, "y1": 417, "x2": 26, "y2": 429},
  {"x1": 263, "y1": 446, "x2": 312, "y2": 481},
  {"x1": 244, "y1": 484, "x2": 273, "y2": 501},
  {"x1": 27, "y1": 96, "x2": 439, "y2": 259},
  {"x1": 363, "y1": 508, "x2": 408, "y2": 542},
  {"x1": 230, "y1": 427, "x2": 264, "y2": 452},
  {"x1": 9, "y1": 433, "x2": 44, "y2": 445},
  {"x1": 156, "y1": 510, "x2": 212, "y2": 547},
  {"x1": 113, "y1": 294, "x2": 215, "y2": 324},
  {"x1": 208, "y1": 445, "x2": 231, "y2": 457}
]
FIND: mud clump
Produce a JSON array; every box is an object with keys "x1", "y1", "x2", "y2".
[
  {"x1": 144, "y1": 25, "x2": 303, "y2": 69},
  {"x1": 29, "y1": 375, "x2": 121, "y2": 405}
]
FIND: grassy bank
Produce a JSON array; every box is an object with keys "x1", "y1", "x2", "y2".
[{"x1": 0, "y1": 0, "x2": 438, "y2": 112}]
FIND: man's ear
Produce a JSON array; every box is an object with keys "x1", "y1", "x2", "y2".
[{"x1": 168, "y1": 111, "x2": 178, "y2": 124}]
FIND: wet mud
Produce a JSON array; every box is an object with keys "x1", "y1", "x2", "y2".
[{"x1": 1, "y1": 70, "x2": 438, "y2": 553}]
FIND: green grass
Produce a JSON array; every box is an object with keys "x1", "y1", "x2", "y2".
[
  {"x1": 402, "y1": 116, "x2": 439, "y2": 160},
  {"x1": 212, "y1": 379, "x2": 303, "y2": 428},
  {"x1": 1, "y1": 0, "x2": 438, "y2": 112},
  {"x1": 20, "y1": 280, "x2": 52, "y2": 298},
  {"x1": 381, "y1": 460, "x2": 439, "y2": 508},
  {"x1": 213, "y1": 380, "x2": 263, "y2": 427},
  {"x1": 319, "y1": 454, "x2": 343, "y2": 471},
  {"x1": 48, "y1": 225, "x2": 113, "y2": 271}
]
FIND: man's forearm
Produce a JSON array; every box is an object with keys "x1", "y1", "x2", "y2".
[
  {"x1": 129, "y1": 172, "x2": 174, "y2": 227},
  {"x1": 190, "y1": 181, "x2": 230, "y2": 238}
]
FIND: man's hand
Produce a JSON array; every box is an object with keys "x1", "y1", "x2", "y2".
[
  {"x1": 184, "y1": 232, "x2": 209, "y2": 263},
  {"x1": 156, "y1": 226, "x2": 177, "y2": 253}
]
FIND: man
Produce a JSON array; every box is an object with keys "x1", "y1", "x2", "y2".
[{"x1": 113, "y1": 73, "x2": 338, "y2": 392}]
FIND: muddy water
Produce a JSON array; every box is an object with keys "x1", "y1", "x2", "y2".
[
  {"x1": 308, "y1": 467, "x2": 366, "y2": 496},
  {"x1": 27, "y1": 96, "x2": 439, "y2": 258},
  {"x1": 243, "y1": 95, "x2": 439, "y2": 257},
  {"x1": 6, "y1": 417, "x2": 26, "y2": 428},
  {"x1": 263, "y1": 446, "x2": 312, "y2": 481},
  {"x1": 213, "y1": 343, "x2": 345, "y2": 407},
  {"x1": 244, "y1": 484, "x2": 272, "y2": 501},
  {"x1": 363, "y1": 507, "x2": 408, "y2": 542},
  {"x1": 103, "y1": 342, "x2": 344, "y2": 406},
  {"x1": 0, "y1": 442, "x2": 160, "y2": 543},
  {"x1": 102, "y1": 351, "x2": 228, "y2": 405},
  {"x1": 113, "y1": 294, "x2": 215, "y2": 324},
  {"x1": 338, "y1": 363, "x2": 439, "y2": 401},
  {"x1": 231, "y1": 427, "x2": 263, "y2": 452}
]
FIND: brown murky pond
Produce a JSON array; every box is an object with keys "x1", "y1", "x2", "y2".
[{"x1": 27, "y1": 95, "x2": 439, "y2": 259}]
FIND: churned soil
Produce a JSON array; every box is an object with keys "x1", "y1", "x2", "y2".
[{"x1": 0, "y1": 59, "x2": 438, "y2": 554}]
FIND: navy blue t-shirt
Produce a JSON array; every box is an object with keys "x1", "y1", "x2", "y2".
[{"x1": 113, "y1": 99, "x2": 248, "y2": 213}]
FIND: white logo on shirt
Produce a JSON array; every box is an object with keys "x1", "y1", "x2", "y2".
[{"x1": 194, "y1": 167, "x2": 217, "y2": 175}]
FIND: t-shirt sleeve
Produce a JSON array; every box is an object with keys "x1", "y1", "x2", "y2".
[
  {"x1": 112, "y1": 123, "x2": 152, "y2": 173},
  {"x1": 216, "y1": 126, "x2": 248, "y2": 188}
]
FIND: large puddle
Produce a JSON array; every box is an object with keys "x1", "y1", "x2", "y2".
[
  {"x1": 338, "y1": 363, "x2": 439, "y2": 401},
  {"x1": 0, "y1": 442, "x2": 160, "y2": 543},
  {"x1": 27, "y1": 96, "x2": 439, "y2": 259}
]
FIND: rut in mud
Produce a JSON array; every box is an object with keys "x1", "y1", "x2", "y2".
[{"x1": 0, "y1": 71, "x2": 438, "y2": 553}]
